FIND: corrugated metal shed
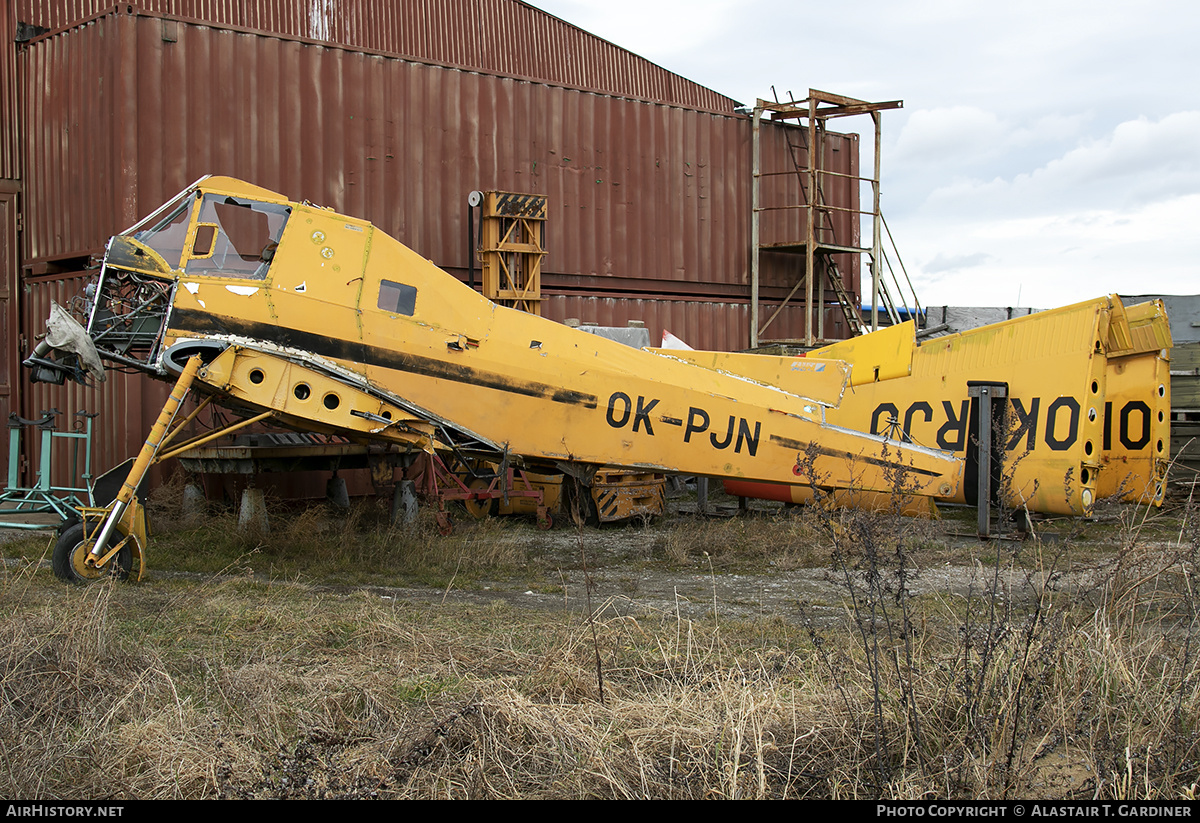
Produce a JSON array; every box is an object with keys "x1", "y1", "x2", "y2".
[
  {"x1": 9, "y1": 2, "x2": 864, "y2": 490},
  {"x1": 0, "y1": 0, "x2": 16, "y2": 179},
  {"x1": 15, "y1": 0, "x2": 740, "y2": 113},
  {"x1": 0, "y1": 0, "x2": 16, "y2": 464},
  {"x1": 925, "y1": 305, "x2": 1039, "y2": 336},
  {"x1": 19, "y1": 8, "x2": 857, "y2": 333},
  {"x1": 0, "y1": 185, "x2": 16, "y2": 450}
]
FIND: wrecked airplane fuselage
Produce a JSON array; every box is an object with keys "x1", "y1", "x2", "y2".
[{"x1": 39, "y1": 176, "x2": 963, "y2": 514}]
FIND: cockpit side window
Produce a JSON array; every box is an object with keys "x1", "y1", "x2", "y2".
[
  {"x1": 184, "y1": 195, "x2": 291, "y2": 279},
  {"x1": 132, "y1": 196, "x2": 194, "y2": 269},
  {"x1": 378, "y1": 280, "x2": 417, "y2": 316}
]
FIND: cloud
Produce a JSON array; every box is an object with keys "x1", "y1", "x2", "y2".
[
  {"x1": 1027, "y1": 112, "x2": 1200, "y2": 204},
  {"x1": 892, "y1": 107, "x2": 1007, "y2": 166},
  {"x1": 535, "y1": 0, "x2": 741, "y2": 62},
  {"x1": 917, "y1": 111, "x2": 1200, "y2": 219},
  {"x1": 922, "y1": 251, "x2": 992, "y2": 275},
  {"x1": 902, "y1": 192, "x2": 1200, "y2": 307}
]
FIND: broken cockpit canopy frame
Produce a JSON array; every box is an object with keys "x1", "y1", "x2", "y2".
[
  {"x1": 181, "y1": 194, "x2": 291, "y2": 280},
  {"x1": 36, "y1": 180, "x2": 295, "y2": 379},
  {"x1": 128, "y1": 183, "x2": 291, "y2": 278}
]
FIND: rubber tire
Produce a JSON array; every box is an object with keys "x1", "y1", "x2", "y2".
[{"x1": 52, "y1": 523, "x2": 133, "y2": 585}]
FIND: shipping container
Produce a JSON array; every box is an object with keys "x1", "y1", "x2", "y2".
[
  {"x1": 0, "y1": 182, "x2": 17, "y2": 458},
  {"x1": 15, "y1": 0, "x2": 740, "y2": 113},
  {"x1": 10, "y1": 3, "x2": 865, "y2": 489},
  {"x1": 0, "y1": 0, "x2": 17, "y2": 179},
  {"x1": 19, "y1": 8, "x2": 859, "y2": 328}
]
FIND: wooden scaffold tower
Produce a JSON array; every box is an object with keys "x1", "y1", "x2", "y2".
[{"x1": 750, "y1": 89, "x2": 923, "y2": 348}]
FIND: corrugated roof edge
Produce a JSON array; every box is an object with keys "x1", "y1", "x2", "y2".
[
  {"x1": 509, "y1": 0, "x2": 743, "y2": 108},
  {"x1": 18, "y1": 2, "x2": 744, "y2": 117}
]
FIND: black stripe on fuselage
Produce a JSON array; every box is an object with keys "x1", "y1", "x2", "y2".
[
  {"x1": 171, "y1": 310, "x2": 599, "y2": 409},
  {"x1": 769, "y1": 435, "x2": 946, "y2": 478}
]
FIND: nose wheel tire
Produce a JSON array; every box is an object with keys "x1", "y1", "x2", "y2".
[{"x1": 52, "y1": 523, "x2": 133, "y2": 584}]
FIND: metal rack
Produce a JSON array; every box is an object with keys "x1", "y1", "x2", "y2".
[
  {"x1": 750, "y1": 89, "x2": 923, "y2": 347},
  {"x1": 0, "y1": 409, "x2": 96, "y2": 528},
  {"x1": 476, "y1": 191, "x2": 548, "y2": 316}
]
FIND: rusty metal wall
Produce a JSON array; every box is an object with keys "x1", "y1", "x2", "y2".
[
  {"x1": 0, "y1": 0, "x2": 16, "y2": 179},
  {"x1": 0, "y1": 0, "x2": 16, "y2": 492},
  {"x1": 19, "y1": 12, "x2": 132, "y2": 267},
  {"x1": 15, "y1": 0, "x2": 740, "y2": 113},
  {"x1": 14, "y1": 7, "x2": 864, "y2": 481},
  {"x1": 543, "y1": 295, "x2": 851, "y2": 352},
  {"x1": 0, "y1": 184, "x2": 18, "y2": 482},
  {"x1": 19, "y1": 10, "x2": 859, "y2": 317},
  {"x1": 0, "y1": 0, "x2": 14, "y2": 483}
]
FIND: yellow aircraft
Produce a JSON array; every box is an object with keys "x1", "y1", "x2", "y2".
[{"x1": 28, "y1": 176, "x2": 963, "y2": 583}]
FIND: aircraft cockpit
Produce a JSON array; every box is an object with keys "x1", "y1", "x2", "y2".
[
  {"x1": 127, "y1": 184, "x2": 291, "y2": 280},
  {"x1": 81, "y1": 178, "x2": 292, "y2": 375}
]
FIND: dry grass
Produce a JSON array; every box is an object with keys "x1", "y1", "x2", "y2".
[
  {"x1": 662, "y1": 508, "x2": 835, "y2": 570},
  {"x1": 3, "y1": 506, "x2": 1200, "y2": 800},
  {"x1": 3, "y1": 477, "x2": 1199, "y2": 799},
  {"x1": 137, "y1": 484, "x2": 531, "y2": 587}
]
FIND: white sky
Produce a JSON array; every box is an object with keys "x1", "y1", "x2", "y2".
[{"x1": 529, "y1": 0, "x2": 1200, "y2": 310}]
